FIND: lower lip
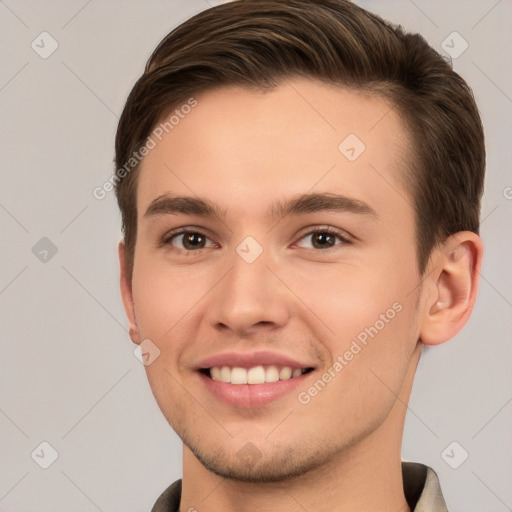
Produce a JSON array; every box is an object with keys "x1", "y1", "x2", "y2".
[{"x1": 198, "y1": 371, "x2": 312, "y2": 408}]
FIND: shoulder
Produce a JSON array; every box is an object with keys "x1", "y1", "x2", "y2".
[
  {"x1": 402, "y1": 461, "x2": 449, "y2": 512},
  {"x1": 151, "y1": 479, "x2": 182, "y2": 512}
]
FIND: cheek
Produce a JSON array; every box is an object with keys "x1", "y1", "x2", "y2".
[
  {"x1": 294, "y1": 298, "x2": 418, "y2": 436},
  {"x1": 289, "y1": 257, "x2": 419, "y2": 396},
  {"x1": 285, "y1": 257, "x2": 415, "y2": 344},
  {"x1": 131, "y1": 260, "x2": 201, "y2": 421},
  {"x1": 131, "y1": 255, "x2": 206, "y2": 338}
]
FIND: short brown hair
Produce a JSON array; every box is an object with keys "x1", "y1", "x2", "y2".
[{"x1": 114, "y1": 0, "x2": 485, "y2": 278}]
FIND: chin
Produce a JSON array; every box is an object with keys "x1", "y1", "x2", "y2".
[{"x1": 182, "y1": 432, "x2": 345, "y2": 484}]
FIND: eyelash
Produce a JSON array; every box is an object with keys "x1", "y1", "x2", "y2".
[{"x1": 161, "y1": 226, "x2": 351, "y2": 253}]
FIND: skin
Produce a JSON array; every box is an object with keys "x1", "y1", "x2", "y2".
[{"x1": 119, "y1": 78, "x2": 483, "y2": 512}]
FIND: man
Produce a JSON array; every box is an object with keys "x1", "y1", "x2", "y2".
[{"x1": 114, "y1": 1, "x2": 485, "y2": 510}]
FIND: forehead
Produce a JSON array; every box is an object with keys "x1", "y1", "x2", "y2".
[{"x1": 136, "y1": 78, "x2": 412, "y2": 223}]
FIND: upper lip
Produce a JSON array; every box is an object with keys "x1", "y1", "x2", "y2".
[{"x1": 196, "y1": 350, "x2": 317, "y2": 370}]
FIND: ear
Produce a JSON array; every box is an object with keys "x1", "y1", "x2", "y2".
[
  {"x1": 420, "y1": 231, "x2": 483, "y2": 346},
  {"x1": 118, "y1": 241, "x2": 141, "y2": 345}
]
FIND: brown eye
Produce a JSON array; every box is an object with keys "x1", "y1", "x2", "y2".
[
  {"x1": 311, "y1": 232, "x2": 337, "y2": 249},
  {"x1": 166, "y1": 231, "x2": 214, "y2": 251},
  {"x1": 295, "y1": 228, "x2": 348, "y2": 250}
]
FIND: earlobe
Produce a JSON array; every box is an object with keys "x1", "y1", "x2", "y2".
[
  {"x1": 118, "y1": 241, "x2": 141, "y2": 345},
  {"x1": 420, "y1": 232, "x2": 483, "y2": 346}
]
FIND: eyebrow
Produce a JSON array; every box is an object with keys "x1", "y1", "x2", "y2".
[{"x1": 143, "y1": 192, "x2": 377, "y2": 222}]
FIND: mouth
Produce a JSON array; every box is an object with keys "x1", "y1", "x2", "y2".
[
  {"x1": 200, "y1": 365, "x2": 315, "y2": 384},
  {"x1": 195, "y1": 351, "x2": 317, "y2": 408}
]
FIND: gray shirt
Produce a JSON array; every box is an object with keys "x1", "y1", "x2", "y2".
[{"x1": 151, "y1": 461, "x2": 448, "y2": 511}]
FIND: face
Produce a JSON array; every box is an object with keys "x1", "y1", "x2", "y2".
[{"x1": 123, "y1": 78, "x2": 426, "y2": 482}]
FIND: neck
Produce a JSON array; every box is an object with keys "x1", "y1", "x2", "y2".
[{"x1": 180, "y1": 344, "x2": 422, "y2": 512}]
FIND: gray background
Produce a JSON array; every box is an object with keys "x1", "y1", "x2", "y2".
[{"x1": 0, "y1": 0, "x2": 511, "y2": 510}]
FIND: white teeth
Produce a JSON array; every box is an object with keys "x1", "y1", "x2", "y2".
[
  {"x1": 265, "y1": 365, "x2": 280, "y2": 382},
  {"x1": 209, "y1": 365, "x2": 307, "y2": 384},
  {"x1": 230, "y1": 367, "x2": 247, "y2": 384},
  {"x1": 279, "y1": 367, "x2": 292, "y2": 380},
  {"x1": 220, "y1": 366, "x2": 231, "y2": 383},
  {"x1": 247, "y1": 366, "x2": 265, "y2": 384}
]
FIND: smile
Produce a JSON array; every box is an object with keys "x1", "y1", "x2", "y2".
[
  {"x1": 205, "y1": 365, "x2": 313, "y2": 384},
  {"x1": 196, "y1": 351, "x2": 317, "y2": 407}
]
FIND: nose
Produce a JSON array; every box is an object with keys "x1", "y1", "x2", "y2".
[{"x1": 207, "y1": 247, "x2": 291, "y2": 337}]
